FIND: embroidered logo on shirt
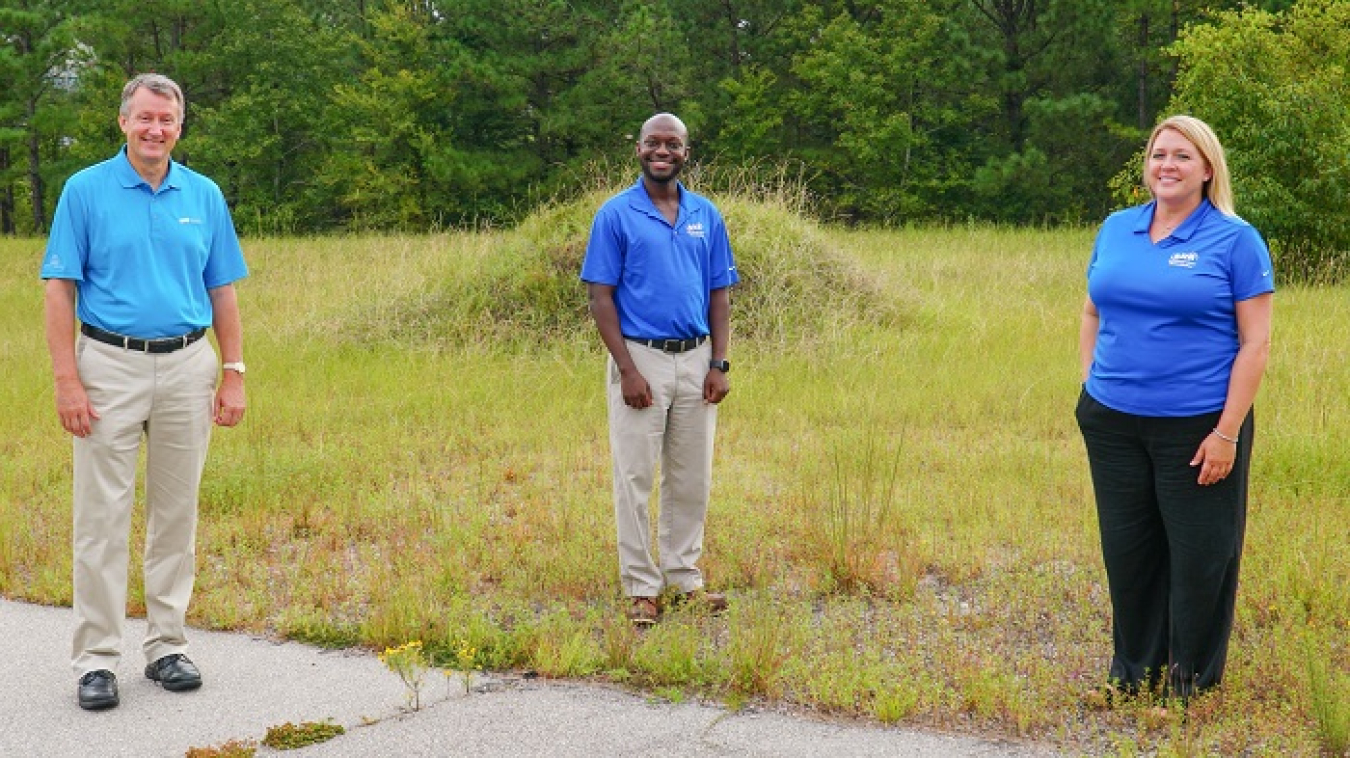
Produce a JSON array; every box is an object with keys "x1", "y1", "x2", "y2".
[
  {"x1": 179, "y1": 217, "x2": 203, "y2": 225},
  {"x1": 685, "y1": 222, "x2": 705, "y2": 238},
  {"x1": 1168, "y1": 251, "x2": 1198, "y2": 269}
]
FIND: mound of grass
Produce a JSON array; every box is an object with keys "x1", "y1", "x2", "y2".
[{"x1": 354, "y1": 182, "x2": 907, "y2": 350}]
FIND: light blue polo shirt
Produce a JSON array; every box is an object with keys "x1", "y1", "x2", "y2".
[
  {"x1": 1086, "y1": 199, "x2": 1274, "y2": 417},
  {"x1": 580, "y1": 178, "x2": 739, "y2": 340},
  {"x1": 41, "y1": 146, "x2": 248, "y2": 338}
]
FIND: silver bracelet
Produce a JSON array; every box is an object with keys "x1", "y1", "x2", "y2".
[{"x1": 1211, "y1": 428, "x2": 1239, "y2": 444}]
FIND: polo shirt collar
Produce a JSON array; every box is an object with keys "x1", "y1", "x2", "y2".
[
  {"x1": 629, "y1": 177, "x2": 692, "y2": 221},
  {"x1": 1134, "y1": 198, "x2": 1213, "y2": 241},
  {"x1": 113, "y1": 144, "x2": 182, "y2": 192}
]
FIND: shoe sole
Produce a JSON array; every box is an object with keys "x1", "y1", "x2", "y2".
[
  {"x1": 150, "y1": 678, "x2": 202, "y2": 692},
  {"x1": 79, "y1": 695, "x2": 119, "y2": 710}
]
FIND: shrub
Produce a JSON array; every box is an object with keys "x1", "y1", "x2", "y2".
[{"x1": 1156, "y1": 1, "x2": 1350, "y2": 282}]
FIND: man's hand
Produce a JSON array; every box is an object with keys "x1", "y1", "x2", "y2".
[
  {"x1": 703, "y1": 368, "x2": 730, "y2": 404},
  {"x1": 55, "y1": 376, "x2": 99, "y2": 437},
  {"x1": 621, "y1": 368, "x2": 653, "y2": 409},
  {"x1": 214, "y1": 373, "x2": 246, "y2": 427}
]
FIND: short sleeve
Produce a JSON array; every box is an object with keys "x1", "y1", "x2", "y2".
[
  {"x1": 201, "y1": 184, "x2": 248, "y2": 289},
  {"x1": 41, "y1": 178, "x2": 89, "y2": 281},
  {"x1": 705, "y1": 208, "x2": 739, "y2": 290},
  {"x1": 1228, "y1": 223, "x2": 1274, "y2": 301},
  {"x1": 580, "y1": 204, "x2": 623, "y2": 286}
]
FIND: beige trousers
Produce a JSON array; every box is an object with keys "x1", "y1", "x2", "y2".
[
  {"x1": 71, "y1": 336, "x2": 217, "y2": 676},
  {"x1": 607, "y1": 340, "x2": 717, "y2": 598}
]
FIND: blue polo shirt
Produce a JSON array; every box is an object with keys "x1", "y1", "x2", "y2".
[
  {"x1": 1086, "y1": 199, "x2": 1273, "y2": 417},
  {"x1": 580, "y1": 179, "x2": 739, "y2": 340},
  {"x1": 41, "y1": 146, "x2": 248, "y2": 338}
]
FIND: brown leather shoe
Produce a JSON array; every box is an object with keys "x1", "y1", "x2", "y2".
[{"x1": 627, "y1": 597, "x2": 659, "y2": 626}]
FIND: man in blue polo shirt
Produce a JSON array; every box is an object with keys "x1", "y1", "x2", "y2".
[
  {"x1": 42, "y1": 73, "x2": 248, "y2": 710},
  {"x1": 581, "y1": 112, "x2": 739, "y2": 626}
]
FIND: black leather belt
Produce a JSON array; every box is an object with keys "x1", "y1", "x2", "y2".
[
  {"x1": 625, "y1": 335, "x2": 708, "y2": 353},
  {"x1": 81, "y1": 324, "x2": 207, "y2": 354}
]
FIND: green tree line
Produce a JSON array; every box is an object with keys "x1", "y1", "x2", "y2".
[{"x1": 2, "y1": 0, "x2": 1347, "y2": 266}]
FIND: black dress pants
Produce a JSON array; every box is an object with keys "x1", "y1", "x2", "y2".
[{"x1": 1075, "y1": 389, "x2": 1252, "y2": 699}]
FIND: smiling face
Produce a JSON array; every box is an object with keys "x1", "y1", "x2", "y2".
[
  {"x1": 1146, "y1": 127, "x2": 1212, "y2": 209},
  {"x1": 636, "y1": 115, "x2": 689, "y2": 185},
  {"x1": 118, "y1": 86, "x2": 182, "y2": 175}
]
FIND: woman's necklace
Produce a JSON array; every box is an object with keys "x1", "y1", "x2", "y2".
[{"x1": 1151, "y1": 215, "x2": 1184, "y2": 243}]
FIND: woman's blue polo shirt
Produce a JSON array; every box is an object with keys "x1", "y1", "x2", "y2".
[
  {"x1": 1085, "y1": 199, "x2": 1273, "y2": 417},
  {"x1": 580, "y1": 179, "x2": 739, "y2": 340},
  {"x1": 41, "y1": 147, "x2": 248, "y2": 338}
]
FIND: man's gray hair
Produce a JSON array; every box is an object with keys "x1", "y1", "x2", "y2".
[{"x1": 120, "y1": 73, "x2": 185, "y2": 121}]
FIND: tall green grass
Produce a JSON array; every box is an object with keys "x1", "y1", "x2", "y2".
[{"x1": 1, "y1": 192, "x2": 1345, "y2": 756}]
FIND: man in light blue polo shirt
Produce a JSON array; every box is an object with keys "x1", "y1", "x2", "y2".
[
  {"x1": 581, "y1": 113, "x2": 739, "y2": 625},
  {"x1": 42, "y1": 73, "x2": 248, "y2": 711}
]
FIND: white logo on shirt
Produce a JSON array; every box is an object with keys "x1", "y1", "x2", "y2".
[
  {"x1": 1168, "y1": 251, "x2": 1198, "y2": 269},
  {"x1": 179, "y1": 217, "x2": 203, "y2": 225},
  {"x1": 685, "y1": 222, "x2": 705, "y2": 238}
]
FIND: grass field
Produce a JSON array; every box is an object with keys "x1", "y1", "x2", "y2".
[{"x1": 1, "y1": 196, "x2": 1346, "y2": 756}]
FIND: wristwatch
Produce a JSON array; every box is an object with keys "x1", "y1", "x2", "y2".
[
  {"x1": 709, "y1": 359, "x2": 730, "y2": 373},
  {"x1": 222, "y1": 361, "x2": 246, "y2": 375}
]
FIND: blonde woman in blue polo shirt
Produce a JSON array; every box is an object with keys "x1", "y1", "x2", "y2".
[
  {"x1": 582, "y1": 113, "x2": 739, "y2": 626},
  {"x1": 1076, "y1": 115, "x2": 1273, "y2": 704},
  {"x1": 42, "y1": 74, "x2": 248, "y2": 711}
]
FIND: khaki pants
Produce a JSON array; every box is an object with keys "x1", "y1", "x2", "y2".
[
  {"x1": 71, "y1": 336, "x2": 217, "y2": 676},
  {"x1": 606, "y1": 340, "x2": 717, "y2": 598}
]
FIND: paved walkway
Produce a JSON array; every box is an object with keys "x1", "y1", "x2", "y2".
[{"x1": 0, "y1": 599, "x2": 1061, "y2": 757}]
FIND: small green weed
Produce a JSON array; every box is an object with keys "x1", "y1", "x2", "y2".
[
  {"x1": 631, "y1": 619, "x2": 709, "y2": 688},
  {"x1": 1308, "y1": 641, "x2": 1350, "y2": 756},
  {"x1": 725, "y1": 594, "x2": 795, "y2": 698},
  {"x1": 184, "y1": 739, "x2": 257, "y2": 757},
  {"x1": 819, "y1": 428, "x2": 918, "y2": 597},
  {"x1": 379, "y1": 640, "x2": 430, "y2": 710},
  {"x1": 652, "y1": 686, "x2": 687, "y2": 704},
  {"x1": 873, "y1": 684, "x2": 920, "y2": 724},
  {"x1": 443, "y1": 637, "x2": 480, "y2": 696},
  {"x1": 261, "y1": 721, "x2": 345, "y2": 750}
]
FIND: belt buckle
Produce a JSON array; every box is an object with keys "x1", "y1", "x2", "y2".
[{"x1": 662, "y1": 339, "x2": 680, "y2": 352}]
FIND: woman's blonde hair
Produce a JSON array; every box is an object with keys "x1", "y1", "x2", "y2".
[{"x1": 1142, "y1": 115, "x2": 1235, "y2": 216}]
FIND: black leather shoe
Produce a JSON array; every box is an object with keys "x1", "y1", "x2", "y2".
[
  {"x1": 145, "y1": 653, "x2": 202, "y2": 692},
  {"x1": 78, "y1": 670, "x2": 119, "y2": 710}
]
